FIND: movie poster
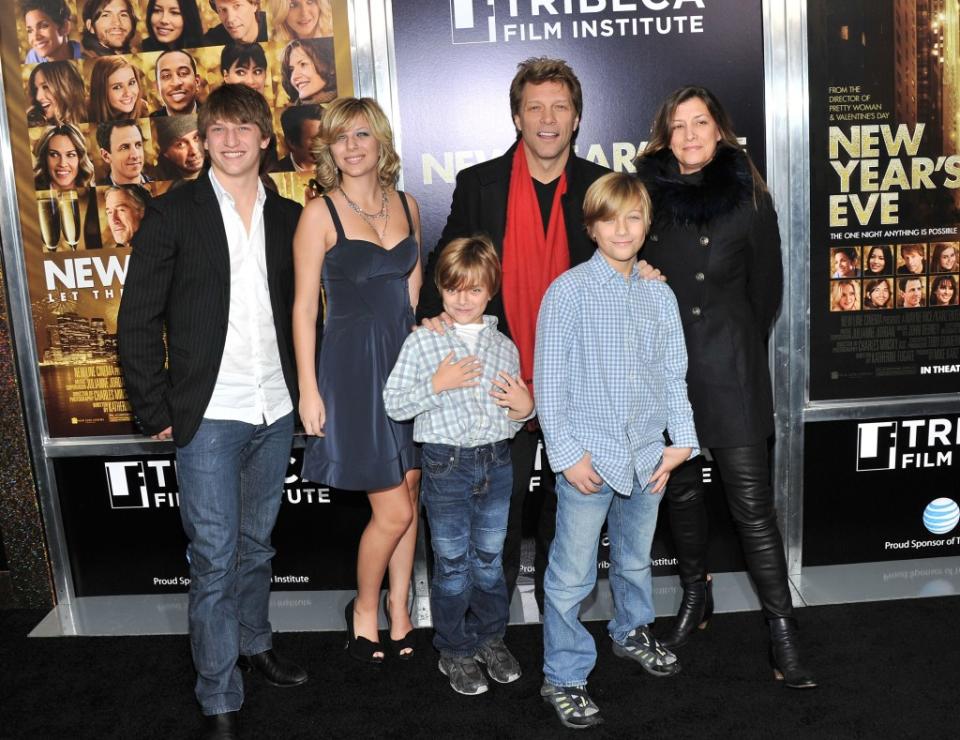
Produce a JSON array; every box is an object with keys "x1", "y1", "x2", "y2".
[
  {"x1": 2, "y1": 0, "x2": 352, "y2": 436},
  {"x1": 808, "y1": 0, "x2": 960, "y2": 401}
]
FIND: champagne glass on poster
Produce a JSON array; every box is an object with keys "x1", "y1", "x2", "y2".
[
  {"x1": 58, "y1": 191, "x2": 81, "y2": 250},
  {"x1": 37, "y1": 192, "x2": 61, "y2": 252}
]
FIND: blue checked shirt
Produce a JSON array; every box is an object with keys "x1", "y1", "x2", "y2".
[
  {"x1": 534, "y1": 251, "x2": 700, "y2": 496},
  {"x1": 383, "y1": 316, "x2": 533, "y2": 446}
]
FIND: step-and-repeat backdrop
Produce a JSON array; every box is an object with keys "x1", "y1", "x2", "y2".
[
  {"x1": 12, "y1": 1, "x2": 950, "y2": 597},
  {"x1": 806, "y1": 0, "x2": 960, "y2": 564}
]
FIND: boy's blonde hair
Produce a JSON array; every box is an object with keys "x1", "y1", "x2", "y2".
[
  {"x1": 435, "y1": 236, "x2": 502, "y2": 296},
  {"x1": 582, "y1": 172, "x2": 653, "y2": 232}
]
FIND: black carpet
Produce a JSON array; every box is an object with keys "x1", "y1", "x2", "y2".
[{"x1": 1, "y1": 597, "x2": 957, "y2": 739}]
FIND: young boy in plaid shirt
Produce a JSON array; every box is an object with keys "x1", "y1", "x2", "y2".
[{"x1": 383, "y1": 236, "x2": 534, "y2": 696}]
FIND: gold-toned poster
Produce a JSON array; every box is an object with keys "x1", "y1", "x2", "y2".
[
  {"x1": 808, "y1": 0, "x2": 960, "y2": 400},
  {"x1": 2, "y1": 0, "x2": 352, "y2": 436}
]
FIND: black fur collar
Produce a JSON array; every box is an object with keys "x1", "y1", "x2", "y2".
[{"x1": 636, "y1": 145, "x2": 754, "y2": 227}]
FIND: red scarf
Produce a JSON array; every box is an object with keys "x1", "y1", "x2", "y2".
[{"x1": 501, "y1": 142, "x2": 569, "y2": 386}]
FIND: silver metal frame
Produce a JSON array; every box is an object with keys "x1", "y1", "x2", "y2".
[
  {"x1": 765, "y1": 0, "x2": 811, "y2": 576},
  {"x1": 0, "y1": 50, "x2": 74, "y2": 611}
]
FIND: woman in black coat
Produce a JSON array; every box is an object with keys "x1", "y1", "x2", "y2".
[{"x1": 635, "y1": 86, "x2": 815, "y2": 689}]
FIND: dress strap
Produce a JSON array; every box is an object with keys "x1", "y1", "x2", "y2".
[
  {"x1": 398, "y1": 191, "x2": 414, "y2": 236},
  {"x1": 321, "y1": 194, "x2": 346, "y2": 240}
]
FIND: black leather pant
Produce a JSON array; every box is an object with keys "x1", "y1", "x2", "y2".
[
  {"x1": 502, "y1": 427, "x2": 556, "y2": 612},
  {"x1": 665, "y1": 444, "x2": 793, "y2": 619}
]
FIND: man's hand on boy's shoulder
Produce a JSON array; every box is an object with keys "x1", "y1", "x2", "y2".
[
  {"x1": 563, "y1": 452, "x2": 603, "y2": 495},
  {"x1": 432, "y1": 351, "x2": 481, "y2": 394},
  {"x1": 421, "y1": 312, "x2": 454, "y2": 335},
  {"x1": 649, "y1": 447, "x2": 693, "y2": 494},
  {"x1": 637, "y1": 259, "x2": 666, "y2": 282}
]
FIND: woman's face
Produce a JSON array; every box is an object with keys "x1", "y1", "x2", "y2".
[
  {"x1": 150, "y1": 0, "x2": 184, "y2": 45},
  {"x1": 90, "y1": 0, "x2": 133, "y2": 51},
  {"x1": 867, "y1": 247, "x2": 887, "y2": 273},
  {"x1": 669, "y1": 96, "x2": 721, "y2": 175},
  {"x1": 869, "y1": 281, "x2": 890, "y2": 307},
  {"x1": 288, "y1": 47, "x2": 327, "y2": 101},
  {"x1": 46, "y1": 134, "x2": 80, "y2": 190},
  {"x1": 26, "y1": 10, "x2": 69, "y2": 60},
  {"x1": 33, "y1": 70, "x2": 62, "y2": 122},
  {"x1": 935, "y1": 279, "x2": 955, "y2": 305},
  {"x1": 106, "y1": 65, "x2": 140, "y2": 115},
  {"x1": 838, "y1": 283, "x2": 857, "y2": 311},
  {"x1": 330, "y1": 115, "x2": 379, "y2": 179},
  {"x1": 287, "y1": 0, "x2": 320, "y2": 38},
  {"x1": 833, "y1": 251, "x2": 855, "y2": 277},
  {"x1": 938, "y1": 246, "x2": 958, "y2": 271}
]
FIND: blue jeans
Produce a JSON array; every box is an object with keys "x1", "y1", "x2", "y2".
[
  {"x1": 176, "y1": 413, "x2": 294, "y2": 715},
  {"x1": 543, "y1": 473, "x2": 663, "y2": 688},
  {"x1": 422, "y1": 441, "x2": 512, "y2": 657}
]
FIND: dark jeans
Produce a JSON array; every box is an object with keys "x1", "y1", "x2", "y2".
[
  {"x1": 176, "y1": 412, "x2": 294, "y2": 715},
  {"x1": 665, "y1": 443, "x2": 793, "y2": 618},
  {"x1": 503, "y1": 427, "x2": 556, "y2": 612},
  {"x1": 422, "y1": 441, "x2": 513, "y2": 657}
]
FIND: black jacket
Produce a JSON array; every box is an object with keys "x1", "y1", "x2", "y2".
[
  {"x1": 117, "y1": 174, "x2": 302, "y2": 446},
  {"x1": 416, "y1": 141, "x2": 609, "y2": 334},
  {"x1": 636, "y1": 146, "x2": 782, "y2": 447}
]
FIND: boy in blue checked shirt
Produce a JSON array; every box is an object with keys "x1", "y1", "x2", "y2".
[
  {"x1": 383, "y1": 236, "x2": 535, "y2": 696},
  {"x1": 534, "y1": 173, "x2": 700, "y2": 729}
]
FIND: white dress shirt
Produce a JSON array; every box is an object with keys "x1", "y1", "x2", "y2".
[{"x1": 203, "y1": 169, "x2": 293, "y2": 424}]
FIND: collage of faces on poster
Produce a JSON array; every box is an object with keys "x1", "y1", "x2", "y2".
[
  {"x1": 828, "y1": 242, "x2": 958, "y2": 312},
  {"x1": 22, "y1": 0, "x2": 335, "y2": 255}
]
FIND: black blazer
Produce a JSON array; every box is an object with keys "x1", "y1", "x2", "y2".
[
  {"x1": 416, "y1": 141, "x2": 609, "y2": 336},
  {"x1": 637, "y1": 146, "x2": 782, "y2": 448},
  {"x1": 117, "y1": 173, "x2": 302, "y2": 446}
]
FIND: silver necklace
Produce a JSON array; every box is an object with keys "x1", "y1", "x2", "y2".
[{"x1": 339, "y1": 187, "x2": 389, "y2": 241}]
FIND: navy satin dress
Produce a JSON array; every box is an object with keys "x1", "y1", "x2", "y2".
[{"x1": 301, "y1": 193, "x2": 420, "y2": 490}]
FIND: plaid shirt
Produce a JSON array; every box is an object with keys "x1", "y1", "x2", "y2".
[
  {"x1": 383, "y1": 316, "x2": 532, "y2": 446},
  {"x1": 534, "y1": 251, "x2": 700, "y2": 495}
]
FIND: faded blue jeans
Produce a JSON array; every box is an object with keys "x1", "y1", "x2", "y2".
[
  {"x1": 422, "y1": 441, "x2": 512, "y2": 657},
  {"x1": 176, "y1": 413, "x2": 294, "y2": 715},
  {"x1": 543, "y1": 473, "x2": 663, "y2": 688}
]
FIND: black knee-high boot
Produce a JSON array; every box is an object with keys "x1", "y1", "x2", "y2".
[
  {"x1": 713, "y1": 445, "x2": 816, "y2": 687},
  {"x1": 660, "y1": 455, "x2": 713, "y2": 649}
]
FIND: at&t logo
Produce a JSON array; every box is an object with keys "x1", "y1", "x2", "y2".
[{"x1": 923, "y1": 498, "x2": 960, "y2": 535}]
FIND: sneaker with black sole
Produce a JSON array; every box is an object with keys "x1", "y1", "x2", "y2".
[
  {"x1": 540, "y1": 682, "x2": 603, "y2": 729},
  {"x1": 611, "y1": 625, "x2": 681, "y2": 677},
  {"x1": 438, "y1": 654, "x2": 489, "y2": 696},
  {"x1": 475, "y1": 638, "x2": 521, "y2": 684}
]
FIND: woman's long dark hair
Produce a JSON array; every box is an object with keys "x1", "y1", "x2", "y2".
[
  {"x1": 142, "y1": 0, "x2": 204, "y2": 51},
  {"x1": 637, "y1": 85, "x2": 768, "y2": 202}
]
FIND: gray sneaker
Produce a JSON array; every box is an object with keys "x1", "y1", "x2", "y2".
[
  {"x1": 540, "y1": 682, "x2": 603, "y2": 729},
  {"x1": 611, "y1": 625, "x2": 681, "y2": 677},
  {"x1": 438, "y1": 654, "x2": 489, "y2": 696},
  {"x1": 475, "y1": 638, "x2": 522, "y2": 683}
]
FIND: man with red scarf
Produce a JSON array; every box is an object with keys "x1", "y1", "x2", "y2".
[{"x1": 417, "y1": 58, "x2": 610, "y2": 618}]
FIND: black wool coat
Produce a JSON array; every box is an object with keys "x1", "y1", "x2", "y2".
[
  {"x1": 636, "y1": 146, "x2": 783, "y2": 448},
  {"x1": 117, "y1": 174, "x2": 302, "y2": 446}
]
